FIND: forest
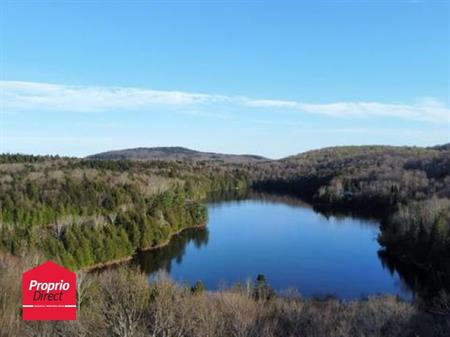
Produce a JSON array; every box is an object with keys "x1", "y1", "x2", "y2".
[
  {"x1": 0, "y1": 155, "x2": 249, "y2": 270},
  {"x1": 0, "y1": 145, "x2": 449, "y2": 336},
  {"x1": 254, "y1": 145, "x2": 450, "y2": 271},
  {"x1": 0, "y1": 145, "x2": 449, "y2": 271}
]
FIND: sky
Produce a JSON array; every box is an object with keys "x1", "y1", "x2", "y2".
[{"x1": 0, "y1": 0, "x2": 449, "y2": 159}]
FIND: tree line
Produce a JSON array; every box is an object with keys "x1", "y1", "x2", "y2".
[
  {"x1": 0, "y1": 155, "x2": 247, "y2": 270},
  {"x1": 1, "y1": 145, "x2": 449, "y2": 273}
]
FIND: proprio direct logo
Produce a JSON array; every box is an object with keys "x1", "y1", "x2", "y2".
[{"x1": 22, "y1": 261, "x2": 76, "y2": 320}]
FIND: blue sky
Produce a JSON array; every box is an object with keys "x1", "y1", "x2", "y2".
[{"x1": 1, "y1": 1, "x2": 449, "y2": 158}]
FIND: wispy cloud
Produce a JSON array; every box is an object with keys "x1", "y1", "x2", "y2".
[
  {"x1": 0, "y1": 81, "x2": 448, "y2": 124},
  {"x1": 244, "y1": 97, "x2": 448, "y2": 123},
  {"x1": 0, "y1": 81, "x2": 225, "y2": 112},
  {"x1": 244, "y1": 99, "x2": 298, "y2": 108},
  {"x1": 296, "y1": 99, "x2": 448, "y2": 123},
  {"x1": 177, "y1": 109, "x2": 232, "y2": 120}
]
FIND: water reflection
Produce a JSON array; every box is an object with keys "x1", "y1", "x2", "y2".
[
  {"x1": 210, "y1": 189, "x2": 381, "y2": 222},
  {"x1": 134, "y1": 228, "x2": 209, "y2": 274},
  {"x1": 378, "y1": 250, "x2": 450, "y2": 302},
  {"x1": 132, "y1": 193, "x2": 446, "y2": 300}
]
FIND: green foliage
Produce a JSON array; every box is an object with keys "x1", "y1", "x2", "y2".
[
  {"x1": 1, "y1": 146, "x2": 449, "y2": 271},
  {"x1": 0, "y1": 155, "x2": 241, "y2": 270},
  {"x1": 253, "y1": 274, "x2": 274, "y2": 301},
  {"x1": 191, "y1": 280, "x2": 205, "y2": 295},
  {"x1": 378, "y1": 198, "x2": 450, "y2": 267}
]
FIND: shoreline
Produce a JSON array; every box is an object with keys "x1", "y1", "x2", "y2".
[
  {"x1": 138, "y1": 224, "x2": 206, "y2": 252},
  {"x1": 80, "y1": 223, "x2": 206, "y2": 272}
]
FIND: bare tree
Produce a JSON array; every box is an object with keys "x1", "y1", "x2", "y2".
[{"x1": 97, "y1": 267, "x2": 149, "y2": 337}]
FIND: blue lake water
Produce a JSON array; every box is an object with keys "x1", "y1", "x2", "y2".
[{"x1": 135, "y1": 196, "x2": 412, "y2": 299}]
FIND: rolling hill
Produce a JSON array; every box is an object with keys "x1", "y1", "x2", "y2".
[{"x1": 87, "y1": 146, "x2": 269, "y2": 163}]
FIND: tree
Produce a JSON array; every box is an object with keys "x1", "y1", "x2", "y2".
[
  {"x1": 191, "y1": 281, "x2": 205, "y2": 295},
  {"x1": 253, "y1": 274, "x2": 274, "y2": 301}
]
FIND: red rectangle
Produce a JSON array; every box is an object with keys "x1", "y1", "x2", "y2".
[{"x1": 22, "y1": 261, "x2": 77, "y2": 321}]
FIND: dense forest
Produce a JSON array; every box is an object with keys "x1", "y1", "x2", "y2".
[
  {"x1": 254, "y1": 145, "x2": 450, "y2": 271},
  {"x1": 0, "y1": 155, "x2": 248, "y2": 270},
  {"x1": 0, "y1": 145, "x2": 449, "y2": 336},
  {"x1": 1, "y1": 145, "x2": 449, "y2": 272}
]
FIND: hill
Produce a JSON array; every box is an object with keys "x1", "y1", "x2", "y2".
[
  {"x1": 87, "y1": 146, "x2": 269, "y2": 163},
  {"x1": 281, "y1": 145, "x2": 438, "y2": 164},
  {"x1": 432, "y1": 143, "x2": 450, "y2": 151}
]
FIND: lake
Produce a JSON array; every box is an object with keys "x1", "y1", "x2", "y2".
[{"x1": 134, "y1": 194, "x2": 413, "y2": 299}]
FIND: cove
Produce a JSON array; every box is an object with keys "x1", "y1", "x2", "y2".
[{"x1": 134, "y1": 194, "x2": 413, "y2": 300}]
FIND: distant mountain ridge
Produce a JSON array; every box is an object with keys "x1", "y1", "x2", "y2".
[
  {"x1": 87, "y1": 147, "x2": 269, "y2": 163},
  {"x1": 432, "y1": 143, "x2": 450, "y2": 151},
  {"x1": 282, "y1": 143, "x2": 450, "y2": 163},
  {"x1": 87, "y1": 143, "x2": 449, "y2": 163}
]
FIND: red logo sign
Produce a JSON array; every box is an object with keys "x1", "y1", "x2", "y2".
[{"x1": 22, "y1": 261, "x2": 77, "y2": 320}]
